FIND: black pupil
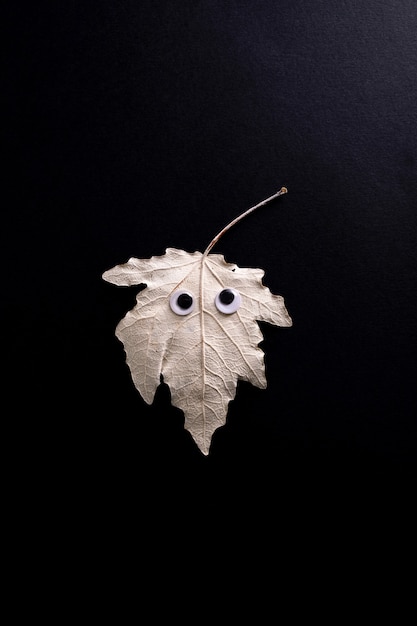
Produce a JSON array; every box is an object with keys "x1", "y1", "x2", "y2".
[
  {"x1": 219, "y1": 289, "x2": 235, "y2": 305},
  {"x1": 177, "y1": 293, "x2": 193, "y2": 309}
]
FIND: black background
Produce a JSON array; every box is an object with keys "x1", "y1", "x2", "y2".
[{"x1": 6, "y1": 0, "x2": 416, "y2": 565}]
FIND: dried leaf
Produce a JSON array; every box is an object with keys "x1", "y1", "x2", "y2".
[{"x1": 103, "y1": 189, "x2": 292, "y2": 454}]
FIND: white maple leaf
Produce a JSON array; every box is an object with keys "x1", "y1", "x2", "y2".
[{"x1": 103, "y1": 189, "x2": 292, "y2": 455}]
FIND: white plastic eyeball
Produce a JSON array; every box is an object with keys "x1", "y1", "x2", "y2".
[
  {"x1": 215, "y1": 288, "x2": 241, "y2": 314},
  {"x1": 169, "y1": 290, "x2": 195, "y2": 315}
]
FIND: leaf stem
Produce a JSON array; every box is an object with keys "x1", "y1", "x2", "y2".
[{"x1": 203, "y1": 187, "x2": 288, "y2": 257}]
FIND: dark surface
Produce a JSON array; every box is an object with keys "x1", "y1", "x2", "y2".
[{"x1": 5, "y1": 1, "x2": 416, "y2": 551}]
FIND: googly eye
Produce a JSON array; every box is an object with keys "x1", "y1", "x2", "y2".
[
  {"x1": 169, "y1": 290, "x2": 195, "y2": 315},
  {"x1": 215, "y1": 288, "x2": 241, "y2": 314}
]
